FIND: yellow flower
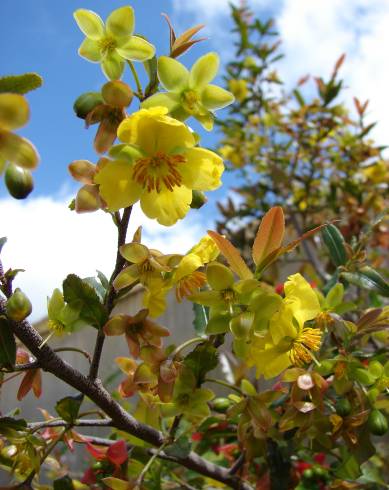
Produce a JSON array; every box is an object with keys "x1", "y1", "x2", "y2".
[
  {"x1": 74, "y1": 6, "x2": 155, "y2": 80},
  {"x1": 172, "y1": 236, "x2": 220, "y2": 301},
  {"x1": 228, "y1": 79, "x2": 248, "y2": 102},
  {"x1": 94, "y1": 107, "x2": 224, "y2": 225},
  {"x1": 247, "y1": 273, "x2": 322, "y2": 379}
]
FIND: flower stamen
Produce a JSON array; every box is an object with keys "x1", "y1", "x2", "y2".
[
  {"x1": 133, "y1": 151, "x2": 185, "y2": 192},
  {"x1": 176, "y1": 271, "x2": 206, "y2": 302},
  {"x1": 289, "y1": 327, "x2": 322, "y2": 367}
]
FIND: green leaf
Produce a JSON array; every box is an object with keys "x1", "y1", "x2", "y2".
[
  {"x1": 0, "y1": 73, "x2": 43, "y2": 94},
  {"x1": 322, "y1": 224, "x2": 347, "y2": 267},
  {"x1": 0, "y1": 416, "x2": 27, "y2": 432},
  {"x1": 184, "y1": 343, "x2": 218, "y2": 385},
  {"x1": 165, "y1": 435, "x2": 192, "y2": 458},
  {"x1": 63, "y1": 274, "x2": 108, "y2": 328},
  {"x1": 192, "y1": 303, "x2": 208, "y2": 337},
  {"x1": 341, "y1": 267, "x2": 389, "y2": 297},
  {"x1": 0, "y1": 237, "x2": 7, "y2": 254},
  {"x1": 53, "y1": 476, "x2": 75, "y2": 490},
  {"x1": 97, "y1": 269, "x2": 110, "y2": 290},
  {"x1": 0, "y1": 316, "x2": 16, "y2": 368},
  {"x1": 335, "y1": 454, "x2": 362, "y2": 480},
  {"x1": 55, "y1": 393, "x2": 83, "y2": 423}
]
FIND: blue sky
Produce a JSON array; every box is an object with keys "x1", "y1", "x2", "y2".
[
  {"x1": 2, "y1": 0, "x2": 389, "y2": 320},
  {"x1": 0, "y1": 0, "x2": 229, "y2": 199}
]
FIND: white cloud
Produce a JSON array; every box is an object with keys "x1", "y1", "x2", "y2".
[
  {"x1": 173, "y1": 0, "x2": 389, "y2": 145},
  {"x1": 0, "y1": 196, "x2": 206, "y2": 322}
]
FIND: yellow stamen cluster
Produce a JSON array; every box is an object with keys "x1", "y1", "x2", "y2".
[
  {"x1": 48, "y1": 319, "x2": 65, "y2": 335},
  {"x1": 133, "y1": 152, "x2": 185, "y2": 192},
  {"x1": 289, "y1": 327, "x2": 322, "y2": 367},
  {"x1": 176, "y1": 271, "x2": 206, "y2": 302},
  {"x1": 98, "y1": 36, "x2": 117, "y2": 55}
]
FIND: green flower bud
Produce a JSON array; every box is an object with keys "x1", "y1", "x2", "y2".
[
  {"x1": 6, "y1": 288, "x2": 32, "y2": 322},
  {"x1": 5, "y1": 163, "x2": 33, "y2": 199},
  {"x1": 102, "y1": 80, "x2": 133, "y2": 107},
  {"x1": 368, "y1": 409, "x2": 388, "y2": 436},
  {"x1": 335, "y1": 398, "x2": 351, "y2": 417},
  {"x1": 190, "y1": 190, "x2": 208, "y2": 209},
  {"x1": 73, "y1": 92, "x2": 104, "y2": 119},
  {"x1": 212, "y1": 397, "x2": 231, "y2": 413}
]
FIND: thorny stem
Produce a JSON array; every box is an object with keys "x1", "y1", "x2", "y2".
[{"x1": 89, "y1": 206, "x2": 132, "y2": 381}]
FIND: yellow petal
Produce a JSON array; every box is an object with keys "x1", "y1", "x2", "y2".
[
  {"x1": 74, "y1": 9, "x2": 105, "y2": 40},
  {"x1": 140, "y1": 186, "x2": 192, "y2": 226},
  {"x1": 94, "y1": 159, "x2": 142, "y2": 211},
  {"x1": 118, "y1": 107, "x2": 194, "y2": 154},
  {"x1": 180, "y1": 147, "x2": 224, "y2": 191},
  {"x1": 284, "y1": 273, "x2": 321, "y2": 327},
  {"x1": 174, "y1": 254, "x2": 202, "y2": 282},
  {"x1": 120, "y1": 243, "x2": 149, "y2": 264},
  {"x1": 113, "y1": 264, "x2": 139, "y2": 290},
  {"x1": 106, "y1": 6, "x2": 135, "y2": 38}
]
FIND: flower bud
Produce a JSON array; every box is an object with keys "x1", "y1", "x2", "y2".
[
  {"x1": 5, "y1": 163, "x2": 33, "y2": 199},
  {"x1": 102, "y1": 80, "x2": 133, "y2": 107},
  {"x1": 212, "y1": 397, "x2": 231, "y2": 413},
  {"x1": 368, "y1": 409, "x2": 388, "y2": 436},
  {"x1": 190, "y1": 190, "x2": 208, "y2": 209},
  {"x1": 6, "y1": 288, "x2": 32, "y2": 322},
  {"x1": 335, "y1": 398, "x2": 351, "y2": 417},
  {"x1": 73, "y1": 92, "x2": 104, "y2": 119}
]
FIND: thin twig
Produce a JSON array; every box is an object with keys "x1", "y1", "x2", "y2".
[{"x1": 89, "y1": 206, "x2": 132, "y2": 381}]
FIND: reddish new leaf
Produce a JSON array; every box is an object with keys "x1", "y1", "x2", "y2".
[
  {"x1": 17, "y1": 369, "x2": 41, "y2": 401},
  {"x1": 107, "y1": 440, "x2": 128, "y2": 466},
  {"x1": 207, "y1": 231, "x2": 253, "y2": 280},
  {"x1": 252, "y1": 207, "x2": 285, "y2": 266}
]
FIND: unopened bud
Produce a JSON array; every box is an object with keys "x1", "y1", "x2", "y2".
[
  {"x1": 5, "y1": 163, "x2": 33, "y2": 199},
  {"x1": 6, "y1": 288, "x2": 32, "y2": 322},
  {"x1": 102, "y1": 80, "x2": 133, "y2": 108},
  {"x1": 73, "y1": 92, "x2": 104, "y2": 119}
]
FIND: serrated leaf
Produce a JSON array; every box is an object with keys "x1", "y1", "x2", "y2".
[
  {"x1": 341, "y1": 267, "x2": 389, "y2": 297},
  {"x1": 184, "y1": 343, "x2": 218, "y2": 384},
  {"x1": 55, "y1": 393, "x2": 83, "y2": 423},
  {"x1": 322, "y1": 224, "x2": 347, "y2": 267},
  {"x1": 165, "y1": 435, "x2": 191, "y2": 458},
  {"x1": 192, "y1": 303, "x2": 208, "y2": 337},
  {"x1": 252, "y1": 206, "x2": 285, "y2": 265},
  {"x1": 0, "y1": 316, "x2": 16, "y2": 368},
  {"x1": 207, "y1": 230, "x2": 253, "y2": 280},
  {"x1": 0, "y1": 73, "x2": 43, "y2": 94},
  {"x1": 63, "y1": 274, "x2": 108, "y2": 328},
  {"x1": 53, "y1": 476, "x2": 75, "y2": 490}
]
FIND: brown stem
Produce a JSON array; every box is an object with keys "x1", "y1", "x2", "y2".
[
  {"x1": 28, "y1": 418, "x2": 113, "y2": 430},
  {"x1": 89, "y1": 206, "x2": 132, "y2": 381}
]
